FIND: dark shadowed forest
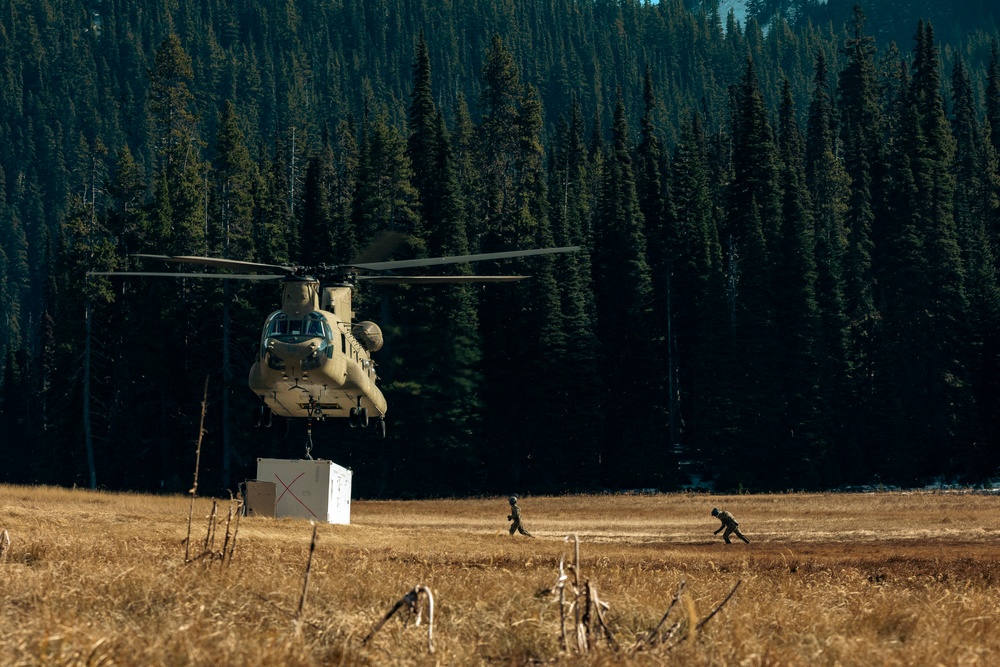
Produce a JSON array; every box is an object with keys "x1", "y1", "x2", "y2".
[{"x1": 1, "y1": 0, "x2": 998, "y2": 497}]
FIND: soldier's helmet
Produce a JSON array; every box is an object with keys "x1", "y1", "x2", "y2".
[
  {"x1": 711, "y1": 507, "x2": 720, "y2": 517},
  {"x1": 508, "y1": 495, "x2": 518, "y2": 505}
]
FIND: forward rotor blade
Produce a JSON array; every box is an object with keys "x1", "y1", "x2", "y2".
[
  {"x1": 88, "y1": 271, "x2": 286, "y2": 280},
  {"x1": 133, "y1": 254, "x2": 295, "y2": 273},
  {"x1": 357, "y1": 275, "x2": 529, "y2": 284},
  {"x1": 348, "y1": 245, "x2": 580, "y2": 271},
  {"x1": 349, "y1": 231, "x2": 409, "y2": 265}
]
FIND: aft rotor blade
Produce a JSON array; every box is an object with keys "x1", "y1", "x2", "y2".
[
  {"x1": 357, "y1": 275, "x2": 529, "y2": 284},
  {"x1": 348, "y1": 245, "x2": 580, "y2": 271},
  {"x1": 88, "y1": 271, "x2": 286, "y2": 280},
  {"x1": 133, "y1": 254, "x2": 295, "y2": 273}
]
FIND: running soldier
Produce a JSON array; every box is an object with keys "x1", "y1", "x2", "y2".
[
  {"x1": 712, "y1": 507, "x2": 750, "y2": 544},
  {"x1": 507, "y1": 495, "x2": 533, "y2": 537}
]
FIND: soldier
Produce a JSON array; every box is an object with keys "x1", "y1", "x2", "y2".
[
  {"x1": 712, "y1": 507, "x2": 750, "y2": 544},
  {"x1": 507, "y1": 495, "x2": 533, "y2": 537}
]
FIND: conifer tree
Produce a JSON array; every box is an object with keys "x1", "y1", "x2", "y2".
[
  {"x1": 476, "y1": 34, "x2": 523, "y2": 251},
  {"x1": 146, "y1": 33, "x2": 212, "y2": 490},
  {"x1": 592, "y1": 93, "x2": 662, "y2": 488},
  {"x1": 330, "y1": 119, "x2": 361, "y2": 264},
  {"x1": 300, "y1": 136, "x2": 337, "y2": 268},
  {"x1": 397, "y1": 36, "x2": 483, "y2": 493},
  {"x1": 511, "y1": 84, "x2": 568, "y2": 490},
  {"x1": 211, "y1": 100, "x2": 262, "y2": 489},
  {"x1": 805, "y1": 51, "x2": 854, "y2": 484},
  {"x1": 546, "y1": 100, "x2": 603, "y2": 485},
  {"x1": 407, "y1": 32, "x2": 439, "y2": 213},
  {"x1": 723, "y1": 57, "x2": 782, "y2": 488},
  {"x1": 951, "y1": 54, "x2": 1000, "y2": 477},
  {"x1": 635, "y1": 66, "x2": 675, "y2": 455},
  {"x1": 985, "y1": 41, "x2": 1000, "y2": 264},
  {"x1": 837, "y1": 5, "x2": 882, "y2": 477},
  {"x1": 775, "y1": 78, "x2": 824, "y2": 486},
  {"x1": 148, "y1": 33, "x2": 207, "y2": 256},
  {"x1": 986, "y1": 40, "x2": 1000, "y2": 157},
  {"x1": 880, "y1": 21, "x2": 969, "y2": 482},
  {"x1": 254, "y1": 137, "x2": 291, "y2": 266},
  {"x1": 670, "y1": 110, "x2": 727, "y2": 484},
  {"x1": 352, "y1": 110, "x2": 420, "y2": 242}
]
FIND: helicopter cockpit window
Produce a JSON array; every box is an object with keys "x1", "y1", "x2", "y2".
[
  {"x1": 305, "y1": 317, "x2": 324, "y2": 336},
  {"x1": 264, "y1": 312, "x2": 331, "y2": 341}
]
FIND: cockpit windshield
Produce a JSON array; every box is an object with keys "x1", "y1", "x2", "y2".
[{"x1": 264, "y1": 312, "x2": 328, "y2": 339}]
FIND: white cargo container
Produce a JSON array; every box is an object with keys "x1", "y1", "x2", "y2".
[{"x1": 255, "y1": 458, "x2": 353, "y2": 524}]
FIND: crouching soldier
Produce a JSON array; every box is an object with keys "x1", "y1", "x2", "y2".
[
  {"x1": 507, "y1": 495, "x2": 533, "y2": 537},
  {"x1": 712, "y1": 507, "x2": 750, "y2": 544}
]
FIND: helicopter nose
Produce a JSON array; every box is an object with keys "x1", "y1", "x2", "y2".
[{"x1": 269, "y1": 339, "x2": 319, "y2": 361}]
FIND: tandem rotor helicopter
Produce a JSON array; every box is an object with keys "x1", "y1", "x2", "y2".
[{"x1": 90, "y1": 239, "x2": 578, "y2": 440}]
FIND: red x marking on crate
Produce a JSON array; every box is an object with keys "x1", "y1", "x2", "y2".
[{"x1": 274, "y1": 472, "x2": 318, "y2": 519}]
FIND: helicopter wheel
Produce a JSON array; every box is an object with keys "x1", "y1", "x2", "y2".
[
  {"x1": 359, "y1": 407, "x2": 370, "y2": 428},
  {"x1": 376, "y1": 417, "x2": 387, "y2": 439},
  {"x1": 254, "y1": 405, "x2": 272, "y2": 428},
  {"x1": 349, "y1": 407, "x2": 359, "y2": 428}
]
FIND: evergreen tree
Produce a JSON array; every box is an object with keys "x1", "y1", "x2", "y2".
[
  {"x1": 720, "y1": 57, "x2": 783, "y2": 489},
  {"x1": 546, "y1": 101, "x2": 603, "y2": 487},
  {"x1": 635, "y1": 66, "x2": 676, "y2": 460},
  {"x1": 805, "y1": 51, "x2": 854, "y2": 484},
  {"x1": 837, "y1": 5, "x2": 883, "y2": 479},
  {"x1": 398, "y1": 35, "x2": 483, "y2": 494},
  {"x1": 775, "y1": 78, "x2": 823, "y2": 487},
  {"x1": 144, "y1": 33, "x2": 212, "y2": 491},
  {"x1": 986, "y1": 40, "x2": 1000, "y2": 158},
  {"x1": 475, "y1": 34, "x2": 523, "y2": 252},
  {"x1": 880, "y1": 21, "x2": 969, "y2": 483},
  {"x1": 670, "y1": 110, "x2": 728, "y2": 485},
  {"x1": 951, "y1": 54, "x2": 1000, "y2": 478},
  {"x1": 210, "y1": 100, "x2": 262, "y2": 490},
  {"x1": 985, "y1": 40, "x2": 1000, "y2": 266},
  {"x1": 592, "y1": 93, "x2": 661, "y2": 488},
  {"x1": 300, "y1": 137, "x2": 337, "y2": 268},
  {"x1": 148, "y1": 33, "x2": 207, "y2": 256},
  {"x1": 407, "y1": 32, "x2": 439, "y2": 214}
]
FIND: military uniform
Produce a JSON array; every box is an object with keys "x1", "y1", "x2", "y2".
[
  {"x1": 507, "y1": 496, "x2": 533, "y2": 537},
  {"x1": 712, "y1": 507, "x2": 750, "y2": 544}
]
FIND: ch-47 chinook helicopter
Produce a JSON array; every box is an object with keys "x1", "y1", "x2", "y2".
[{"x1": 90, "y1": 241, "x2": 578, "y2": 441}]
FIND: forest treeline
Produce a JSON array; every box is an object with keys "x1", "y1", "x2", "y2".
[{"x1": 1, "y1": 0, "x2": 999, "y2": 497}]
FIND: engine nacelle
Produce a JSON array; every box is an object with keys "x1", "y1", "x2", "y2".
[{"x1": 352, "y1": 321, "x2": 384, "y2": 352}]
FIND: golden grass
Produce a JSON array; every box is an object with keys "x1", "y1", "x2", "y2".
[{"x1": 2, "y1": 485, "x2": 999, "y2": 665}]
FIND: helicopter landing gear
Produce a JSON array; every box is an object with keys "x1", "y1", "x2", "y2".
[
  {"x1": 349, "y1": 397, "x2": 370, "y2": 428},
  {"x1": 348, "y1": 407, "x2": 369, "y2": 427},
  {"x1": 349, "y1": 402, "x2": 382, "y2": 435},
  {"x1": 253, "y1": 404, "x2": 273, "y2": 428}
]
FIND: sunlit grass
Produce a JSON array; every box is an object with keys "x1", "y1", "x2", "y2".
[{"x1": 2, "y1": 485, "x2": 999, "y2": 665}]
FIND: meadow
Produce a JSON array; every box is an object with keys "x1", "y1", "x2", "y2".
[{"x1": 1, "y1": 484, "x2": 998, "y2": 665}]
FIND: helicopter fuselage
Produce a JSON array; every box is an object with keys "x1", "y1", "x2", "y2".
[{"x1": 248, "y1": 277, "x2": 386, "y2": 421}]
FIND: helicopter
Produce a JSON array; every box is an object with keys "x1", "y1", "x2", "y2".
[{"x1": 90, "y1": 240, "x2": 579, "y2": 440}]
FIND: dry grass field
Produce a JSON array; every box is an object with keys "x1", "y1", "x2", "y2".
[{"x1": 2, "y1": 484, "x2": 999, "y2": 666}]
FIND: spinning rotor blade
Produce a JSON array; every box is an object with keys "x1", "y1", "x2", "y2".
[
  {"x1": 88, "y1": 271, "x2": 286, "y2": 280},
  {"x1": 348, "y1": 245, "x2": 580, "y2": 271},
  {"x1": 133, "y1": 254, "x2": 296, "y2": 273},
  {"x1": 349, "y1": 231, "x2": 409, "y2": 265},
  {"x1": 358, "y1": 275, "x2": 529, "y2": 285}
]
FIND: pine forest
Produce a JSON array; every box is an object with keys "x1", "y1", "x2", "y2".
[{"x1": 1, "y1": 0, "x2": 999, "y2": 498}]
